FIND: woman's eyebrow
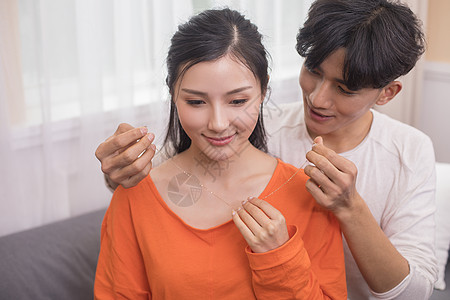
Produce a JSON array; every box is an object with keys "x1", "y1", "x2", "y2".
[
  {"x1": 226, "y1": 86, "x2": 253, "y2": 95},
  {"x1": 181, "y1": 86, "x2": 253, "y2": 96},
  {"x1": 181, "y1": 88, "x2": 207, "y2": 96}
]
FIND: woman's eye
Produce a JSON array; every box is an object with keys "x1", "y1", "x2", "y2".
[
  {"x1": 186, "y1": 100, "x2": 205, "y2": 105},
  {"x1": 230, "y1": 99, "x2": 248, "y2": 105}
]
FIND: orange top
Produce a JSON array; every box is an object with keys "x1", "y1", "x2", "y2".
[{"x1": 94, "y1": 160, "x2": 346, "y2": 299}]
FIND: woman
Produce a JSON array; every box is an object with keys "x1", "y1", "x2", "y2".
[{"x1": 94, "y1": 8, "x2": 346, "y2": 299}]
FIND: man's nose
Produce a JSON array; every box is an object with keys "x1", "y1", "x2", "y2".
[{"x1": 310, "y1": 80, "x2": 333, "y2": 109}]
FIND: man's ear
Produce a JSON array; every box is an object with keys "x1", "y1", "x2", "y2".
[{"x1": 376, "y1": 81, "x2": 402, "y2": 106}]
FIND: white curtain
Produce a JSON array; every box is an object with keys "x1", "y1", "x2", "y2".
[{"x1": 0, "y1": 0, "x2": 312, "y2": 237}]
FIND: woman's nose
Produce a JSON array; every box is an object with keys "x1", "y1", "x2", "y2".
[{"x1": 207, "y1": 105, "x2": 229, "y2": 132}]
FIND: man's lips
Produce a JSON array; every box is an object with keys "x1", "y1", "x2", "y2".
[
  {"x1": 308, "y1": 105, "x2": 334, "y2": 121},
  {"x1": 204, "y1": 134, "x2": 235, "y2": 146}
]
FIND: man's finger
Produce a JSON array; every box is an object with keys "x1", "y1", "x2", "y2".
[
  {"x1": 111, "y1": 127, "x2": 150, "y2": 152},
  {"x1": 113, "y1": 133, "x2": 155, "y2": 166},
  {"x1": 313, "y1": 136, "x2": 323, "y2": 145},
  {"x1": 310, "y1": 139, "x2": 355, "y2": 175},
  {"x1": 306, "y1": 150, "x2": 341, "y2": 182},
  {"x1": 120, "y1": 161, "x2": 153, "y2": 188},
  {"x1": 114, "y1": 123, "x2": 137, "y2": 135},
  {"x1": 108, "y1": 138, "x2": 156, "y2": 176},
  {"x1": 98, "y1": 127, "x2": 150, "y2": 158},
  {"x1": 305, "y1": 178, "x2": 327, "y2": 203}
]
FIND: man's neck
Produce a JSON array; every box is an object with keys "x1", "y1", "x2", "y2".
[{"x1": 309, "y1": 110, "x2": 374, "y2": 154}]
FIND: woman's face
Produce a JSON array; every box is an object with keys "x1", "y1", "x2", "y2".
[{"x1": 173, "y1": 54, "x2": 263, "y2": 162}]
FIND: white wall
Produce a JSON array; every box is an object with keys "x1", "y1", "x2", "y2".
[{"x1": 418, "y1": 61, "x2": 450, "y2": 163}]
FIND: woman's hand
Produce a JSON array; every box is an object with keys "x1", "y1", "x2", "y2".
[
  {"x1": 95, "y1": 123, "x2": 156, "y2": 190},
  {"x1": 232, "y1": 197, "x2": 289, "y2": 253}
]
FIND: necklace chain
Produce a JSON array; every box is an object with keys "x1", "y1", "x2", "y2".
[{"x1": 156, "y1": 147, "x2": 308, "y2": 209}]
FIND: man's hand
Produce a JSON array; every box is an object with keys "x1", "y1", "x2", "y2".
[
  {"x1": 304, "y1": 136, "x2": 363, "y2": 218},
  {"x1": 232, "y1": 197, "x2": 289, "y2": 253},
  {"x1": 304, "y1": 137, "x2": 411, "y2": 293},
  {"x1": 95, "y1": 123, "x2": 156, "y2": 190}
]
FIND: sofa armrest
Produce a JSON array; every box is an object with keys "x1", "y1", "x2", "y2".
[{"x1": 0, "y1": 208, "x2": 106, "y2": 300}]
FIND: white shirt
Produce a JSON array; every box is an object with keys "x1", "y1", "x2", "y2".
[{"x1": 265, "y1": 101, "x2": 437, "y2": 300}]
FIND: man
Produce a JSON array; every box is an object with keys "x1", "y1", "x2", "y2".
[{"x1": 95, "y1": 0, "x2": 437, "y2": 299}]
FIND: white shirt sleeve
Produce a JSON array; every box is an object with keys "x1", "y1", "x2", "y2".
[
  {"x1": 372, "y1": 135, "x2": 437, "y2": 299},
  {"x1": 370, "y1": 265, "x2": 434, "y2": 299},
  {"x1": 348, "y1": 111, "x2": 438, "y2": 299}
]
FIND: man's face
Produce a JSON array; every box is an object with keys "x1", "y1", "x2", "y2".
[{"x1": 299, "y1": 48, "x2": 383, "y2": 141}]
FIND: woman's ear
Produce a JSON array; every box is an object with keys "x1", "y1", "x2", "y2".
[{"x1": 376, "y1": 81, "x2": 402, "y2": 106}]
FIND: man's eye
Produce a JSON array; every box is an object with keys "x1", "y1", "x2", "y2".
[
  {"x1": 338, "y1": 86, "x2": 356, "y2": 95},
  {"x1": 186, "y1": 100, "x2": 205, "y2": 105},
  {"x1": 230, "y1": 99, "x2": 248, "y2": 105},
  {"x1": 307, "y1": 67, "x2": 320, "y2": 76}
]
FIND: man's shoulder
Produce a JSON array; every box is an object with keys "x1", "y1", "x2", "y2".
[
  {"x1": 264, "y1": 101, "x2": 309, "y2": 166},
  {"x1": 371, "y1": 110, "x2": 432, "y2": 144},
  {"x1": 367, "y1": 110, "x2": 435, "y2": 165},
  {"x1": 265, "y1": 101, "x2": 303, "y2": 123},
  {"x1": 264, "y1": 101, "x2": 303, "y2": 132}
]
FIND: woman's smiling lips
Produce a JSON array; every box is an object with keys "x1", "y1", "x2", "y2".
[{"x1": 204, "y1": 134, "x2": 235, "y2": 146}]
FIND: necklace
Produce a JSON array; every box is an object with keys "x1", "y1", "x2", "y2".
[{"x1": 156, "y1": 146, "x2": 308, "y2": 210}]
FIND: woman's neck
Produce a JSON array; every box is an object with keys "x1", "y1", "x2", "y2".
[
  {"x1": 152, "y1": 141, "x2": 277, "y2": 229},
  {"x1": 178, "y1": 142, "x2": 263, "y2": 186}
]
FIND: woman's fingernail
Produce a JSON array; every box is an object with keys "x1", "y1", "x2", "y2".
[
  {"x1": 232, "y1": 210, "x2": 236, "y2": 216},
  {"x1": 140, "y1": 126, "x2": 148, "y2": 135}
]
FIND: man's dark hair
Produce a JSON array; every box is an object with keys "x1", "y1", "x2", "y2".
[{"x1": 296, "y1": 0, "x2": 425, "y2": 90}]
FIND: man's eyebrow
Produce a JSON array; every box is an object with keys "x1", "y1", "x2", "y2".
[
  {"x1": 315, "y1": 66, "x2": 347, "y2": 85},
  {"x1": 181, "y1": 86, "x2": 253, "y2": 96},
  {"x1": 334, "y1": 77, "x2": 348, "y2": 85}
]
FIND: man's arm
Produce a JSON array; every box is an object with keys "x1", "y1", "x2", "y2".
[
  {"x1": 304, "y1": 136, "x2": 410, "y2": 293},
  {"x1": 95, "y1": 123, "x2": 156, "y2": 190}
]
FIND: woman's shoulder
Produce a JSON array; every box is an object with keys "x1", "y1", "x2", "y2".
[
  {"x1": 150, "y1": 150, "x2": 194, "y2": 182},
  {"x1": 150, "y1": 157, "x2": 175, "y2": 182},
  {"x1": 113, "y1": 175, "x2": 155, "y2": 201},
  {"x1": 274, "y1": 159, "x2": 307, "y2": 179},
  {"x1": 265, "y1": 159, "x2": 310, "y2": 198}
]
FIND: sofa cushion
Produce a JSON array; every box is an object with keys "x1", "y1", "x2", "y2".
[
  {"x1": 0, "y1": 208, "x2": 106, "y2": 300},
  {"x1": 435, "y1": 162, "x2": 450, "y2": 290}
]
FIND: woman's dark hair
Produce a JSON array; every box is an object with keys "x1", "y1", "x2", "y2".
[
  {"x1": 296, "y1": 0, "x2": 425, "y2": 90},
  {"x1": 164, "y1": 8, "x2": 269, "y2": 156}
]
